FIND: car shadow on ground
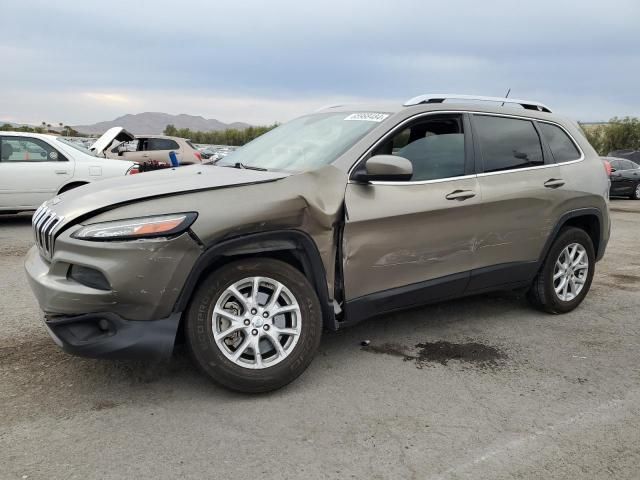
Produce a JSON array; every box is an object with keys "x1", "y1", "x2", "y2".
[
  {"x1": 2, "y1": 288, "x2": 527, "y2": 425},
  {"x1": 0, "y1": 212, "x2": 33, "y2": 224}
]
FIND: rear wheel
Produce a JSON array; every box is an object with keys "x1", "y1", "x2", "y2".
[
  {"x1": 185, "y1": 258, "x2": 322, "y2": 393},
  {"x1": 527, "y1": 227, "x2": 595, "y2": 314},
  {"x1": 631, "y1": 183, "x2": 640, "y2": 200}
]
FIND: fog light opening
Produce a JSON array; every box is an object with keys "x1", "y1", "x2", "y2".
[{"x1": 68, "y1": 265, "x2": 111, "y2": 291}]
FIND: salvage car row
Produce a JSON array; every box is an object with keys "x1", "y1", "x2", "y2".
[
  {"x1": 3, "y1": 128, "x2": 638, "y2": 215},
  {"x1": 0, "y1": 128, "x2": 235, "y2": 212}
]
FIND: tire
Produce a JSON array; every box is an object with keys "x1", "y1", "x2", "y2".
[
  {"x1": 527, "y1": 227, "x2": 595, "y2": 314},
  {"x1": 631, "y1": 183, "x2": 640, "y2": 200},
  {"x1": 185, "y1": 258, "x2": 322, "y2": 393}
]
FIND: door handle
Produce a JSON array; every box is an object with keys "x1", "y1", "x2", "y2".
[
  {"x1": 55, "y1": 170, "x2": 68, "y2": 174},
  {"x1": 544, "y1": 178, "x2": 565, "y2": 189},
  {"x1": 445, "y1": 189, "x2": 476, "y2": 201}
]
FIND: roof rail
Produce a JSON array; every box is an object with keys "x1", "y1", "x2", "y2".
[{"x1": 403, "y1": 94, "x2": 552, "y2": 113}]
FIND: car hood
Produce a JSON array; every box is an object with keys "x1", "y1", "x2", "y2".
[
  {"x1": 89, "y1": 127, "x2": 136, "y2": 156},
  {"x1": 48, "y1": 165, "x2": 290, "y2": 224}
]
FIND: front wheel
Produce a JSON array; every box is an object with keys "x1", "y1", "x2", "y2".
[
  {"x1": 185, "y1": 258, "x2": 322, "y2": 393},
  {"x1": 527, "y1": 227, "x2": 595, "y2": 314}
]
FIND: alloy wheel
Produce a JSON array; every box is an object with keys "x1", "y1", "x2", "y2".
[
  {"x1": 212, "y1": 276, "x2": 302, "y2": 369},
  {"x1": 553, "y1": 243, "x2": 589, "y2": 302}
]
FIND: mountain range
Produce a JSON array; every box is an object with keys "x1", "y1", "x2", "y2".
[{"x1": 72, "y1": 112, "x2": 251, "y2": 135}]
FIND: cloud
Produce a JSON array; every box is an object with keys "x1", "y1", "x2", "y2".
[
  {"x1": 1, "y1": 0, "x2": 638, "y2": 124},
  {"x1": 83, "y1": 93, "x2": 133, "y2": 105}
]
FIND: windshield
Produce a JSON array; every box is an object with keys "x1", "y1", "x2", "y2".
[
  {"x1": 56, "y1": 137, "x2": 96, "y2": 156},
  {"x1": 217, "y1": 112, "x2": 389, "y2": 171}
]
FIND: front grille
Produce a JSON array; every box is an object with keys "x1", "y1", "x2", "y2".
[{"x1": 32, "y1": 204, "x2": 65, "y2": 260}]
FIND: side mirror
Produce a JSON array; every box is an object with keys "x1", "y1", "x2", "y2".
[
  {"x1": 610, "y1": 167, "x2": 616, "y2": 173},
  {"x1": 352, "y1": 154, "x2": 413, "y2": 183}
]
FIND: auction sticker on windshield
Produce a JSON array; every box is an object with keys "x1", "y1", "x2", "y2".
[{"x1": 344, "y1": 113, "x2": 389, "y2": 122}]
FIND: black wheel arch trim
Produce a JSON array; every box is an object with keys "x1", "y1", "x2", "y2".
[
  {"x1": 539, "y1": 207, "x2": 606, "y2": 264},
  {"x1": 173, "y1": 229, "x2": 337, "y2": 330},
  {"x1": 58, "y1": 181, "x2": 89, "y2": 194}
]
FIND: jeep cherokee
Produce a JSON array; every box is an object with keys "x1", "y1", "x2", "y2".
[{"x1": 25, "y1": 94, "x2": 610, "y2": 392}]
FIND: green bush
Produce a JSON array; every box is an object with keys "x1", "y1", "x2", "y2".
[
  {"x1": 164, "y1": 123, "x2": 277, "y2": 146},
  {"x1": 580, "y1": 117, "x2": 640, "y2": 155}
]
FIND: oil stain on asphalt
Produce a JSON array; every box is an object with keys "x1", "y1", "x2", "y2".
[{"x1": 363, "y1": 340, "x2": 507, "y2": 369}]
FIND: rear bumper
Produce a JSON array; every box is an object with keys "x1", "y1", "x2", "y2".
[
  {"x1": 43, "y1": 311, "x2": 181, "y2": 360},
  {"x1": 597, "y1": 209, "x2": 611, "y2": 262}
]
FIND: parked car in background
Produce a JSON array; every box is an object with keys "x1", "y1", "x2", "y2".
[
  {"x1": 609, "y1": 149, "x2": 640, "y2": 164},
  {"x1": 90, "y1": 127, "x2": 202, "y2": 166},
  {"x1": 197, "y1": 146, "x2": 218, "y2": 160},
  {"x1": 26, "y1": 95, "x2": 610, "y2": 393},
  {"x1": 603, "y1": 156, "x2": 640, "y2": 199},
  {"x1": 0, "y1": 132, "x2": 137, "y2": 214}
]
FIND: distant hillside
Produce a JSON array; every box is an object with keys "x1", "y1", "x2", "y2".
[{"x1": 73, "y1": 112, "x2": 250, "y2": 135}]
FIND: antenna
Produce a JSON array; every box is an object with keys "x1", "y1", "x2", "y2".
[{"x1": 501, "y1": 88, "x2": 511, "y2": 107}]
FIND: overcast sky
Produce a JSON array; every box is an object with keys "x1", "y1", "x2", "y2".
[{"x1": 2, "y1": 0, "x2": 638, "y2": 126}]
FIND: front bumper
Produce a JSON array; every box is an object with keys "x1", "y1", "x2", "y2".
[
  {"x1": 43, "y1": 312, "x2": 181, "y2": 359},
  {"x1": 24, "y1": 231, "x2": 201, "y2": 321},
  {"x1": 25, "y1": 229, "x2": 202, "y2": 359}
]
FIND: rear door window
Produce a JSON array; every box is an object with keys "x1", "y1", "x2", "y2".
[
  {"x1": 473, "y1": 115, "x2": 544, "y2": 173},
  {"x1": 538, "y1": 123, "x2": 581, "y2": 163},
  {"x1": 144, "y1": 138, "x2": 179, "y2": 151},
  {"x1": 622, "y1": 160, "x2": 636, "y2": 170}
]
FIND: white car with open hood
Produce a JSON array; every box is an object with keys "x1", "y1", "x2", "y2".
[{"x1": 0, "y1": 131, "x2": 137, "y2": 213}]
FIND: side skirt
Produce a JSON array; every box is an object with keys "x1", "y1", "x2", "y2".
[{"x1": 341, "y1": 261, "x2": 538, "y2": 327}]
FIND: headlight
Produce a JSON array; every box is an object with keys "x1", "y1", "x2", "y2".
[{"x1": 72, "y1": 213, "x2": 197, "y2": 241}]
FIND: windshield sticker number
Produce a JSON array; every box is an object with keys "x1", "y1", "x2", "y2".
[{"x1": 344, "y1": 113, "x2": 389, "y2": 122}]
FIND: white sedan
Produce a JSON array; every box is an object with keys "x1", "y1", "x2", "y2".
[{"x1": 0, "y1": 131, "x2": 137, "y2": 213}]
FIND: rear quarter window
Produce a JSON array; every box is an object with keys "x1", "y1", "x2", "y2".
[{"x1": 538, "y1": 123, "x2": 581, "y2": 163}]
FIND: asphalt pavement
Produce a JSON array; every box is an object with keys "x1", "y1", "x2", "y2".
[{"x1": 1, "y1": 201, "x2": 639, "y2": 479}]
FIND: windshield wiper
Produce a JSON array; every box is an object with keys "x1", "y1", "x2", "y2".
[{"x1": 233, "y1": 162, "x2": 267, "y2": 171}]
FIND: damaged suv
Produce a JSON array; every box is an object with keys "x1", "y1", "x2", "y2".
[{"x1": 25, "y1": 94, "x2": 610, "y2": 392}]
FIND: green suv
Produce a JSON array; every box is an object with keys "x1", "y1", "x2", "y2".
[{"x1": 25, "y1": 94, "x2": 610, "y2": 392}]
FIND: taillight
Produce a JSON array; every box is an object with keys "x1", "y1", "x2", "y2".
[
  {"x1": 602, "y1": 160, "x2": 612, "y2": 177},
  {"x1": 126, "y1": 164, "x2": 140, "y2": 175},
  {"x1": 194, "y1": 151, "x2": 202, "y2": 162}
]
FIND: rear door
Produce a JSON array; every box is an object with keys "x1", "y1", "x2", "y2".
[
  {"x1": 469, "y1": 114, "x2": 563, "y2": 291},
  {"x1": 342, "y1": 113, "x2": 480, "y2": 312},
  {"x1": 0, "y1": 136, "x2": 73, "y2": 209},
  {"x1": 143, "y1": 138, "x2": 180, "y2": 164}
]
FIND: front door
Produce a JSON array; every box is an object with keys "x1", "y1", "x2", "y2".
[
  {"x1": 342, "y1": 113, "x2": 480, "y2": 317},
  {"x1": 0, "y1": 136, "x2": 73, "y2": 209}
]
